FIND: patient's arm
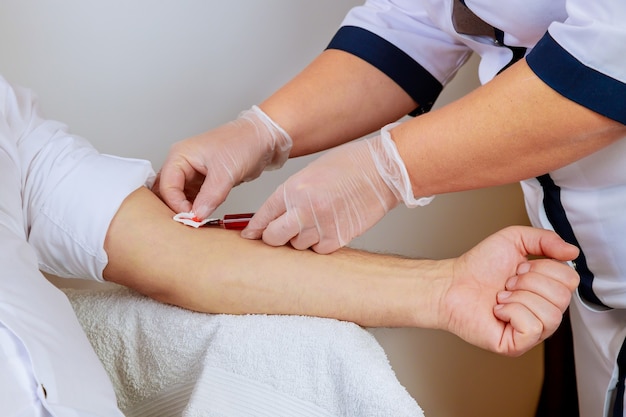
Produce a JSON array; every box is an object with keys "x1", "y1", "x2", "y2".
[{"x1": 103, "y1": 187, "x2": 579, "y2": 356}]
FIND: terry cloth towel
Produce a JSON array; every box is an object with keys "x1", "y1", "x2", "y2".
[{"x1": 63, "y1": 286, "x2": 424, "y2": 417}]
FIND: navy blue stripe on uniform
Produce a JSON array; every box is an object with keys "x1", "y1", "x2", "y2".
[
  {"x1": 494, "y1": 29, "x2": 526, "y2": 73},
  {"x1": 326, "y1": 25, "x2": 443, "y2": 116},
  {"x1": 527, "y1": 33, "x2": 626, "y2": 125},
  {"x1": 537, "y1": 174, "x2": 605, "y2": 307}
]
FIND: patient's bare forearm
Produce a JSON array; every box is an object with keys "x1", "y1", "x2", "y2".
[
  {"x1": 103, "y1": 187, "x2": 445, "y2": 328},
  {"x1": 103, "y1": 187, "x2": 580, "y2": 356}
]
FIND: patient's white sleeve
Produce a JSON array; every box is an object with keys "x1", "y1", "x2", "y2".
[
  {"x1": 8, "y1": 79, "x2": 156, "y2": 281},
  {"x1": 0, "y1": 75, "x2": 128, "y2": 416}
]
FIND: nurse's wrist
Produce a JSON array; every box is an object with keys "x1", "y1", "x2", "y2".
[
  {"x1": 369, "y1": 123, "x2": 435, "y2": 208},
  {"x1": 247, "y1": 105, "x2": 293, "y2": 170}
]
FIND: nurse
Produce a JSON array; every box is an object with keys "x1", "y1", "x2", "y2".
[{"x1": 157, "y1": 1, "x2": 626, "y2": 415}]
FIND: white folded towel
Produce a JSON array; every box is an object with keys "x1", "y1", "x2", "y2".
[{"x1": 63, "y1": 286, "x2": 424, "y2": 417}]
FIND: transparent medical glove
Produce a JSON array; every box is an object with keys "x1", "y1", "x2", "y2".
[
  {"x1": 157, "y1": 105, "x2": 292, "y2": 219},
  {"x1": 242, "y1": 123, "x2": 433, "y2": 254}
]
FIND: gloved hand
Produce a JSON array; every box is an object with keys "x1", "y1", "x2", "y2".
[
  {"x1": 155, "y1": 106, "x2": 293, "y2": 219},
  {"x1": 242, "y1": 123, "x2": 434, "y2": 254}
]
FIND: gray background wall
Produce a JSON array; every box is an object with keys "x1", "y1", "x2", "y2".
[{"x1": 0, "y1": 2, "x2": 539, "y2": 416}]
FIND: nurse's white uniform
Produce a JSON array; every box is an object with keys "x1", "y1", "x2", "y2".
[{"x1": 328, "y1": 1, "x2": 626, "y2": 415}]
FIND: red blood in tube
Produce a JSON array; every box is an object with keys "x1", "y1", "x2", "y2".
[{"x1": 221, "y1": 213, "x2": 254, "y2": 230}]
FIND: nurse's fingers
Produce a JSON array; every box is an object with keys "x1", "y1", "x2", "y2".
[
  {"x1": 241, "y1": 185, "x2": 287, "y2": 241},
  {"x1": 190, "y1": 172, "x2": 231, "y2": 220},
  {"x1": 157, "y1": 162, "x2": 194, "y2": 214},
  {"x1": 290, "y1": 223, "x2": 321, "y2": 251},
  {"x1": 262, "y1": 211, "x2": 303, "y2": 248}
]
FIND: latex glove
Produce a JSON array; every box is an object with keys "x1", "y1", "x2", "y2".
[
  {"x1": 444, "y1": 226, "x2": 579, "y2": 356},
  {"x1": 242, "y1": 123, "x2": 434, "y2": 254},
  {"x1": 156, "y1": 106, "x2": 292, "y2": 219}
]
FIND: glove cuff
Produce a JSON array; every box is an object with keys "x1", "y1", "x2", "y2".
[
  {"x1": 249, "y1": 105, "x2": 293, "y2": 170},
  {"x1": 370, "y1": 123, "x2": 434, "y2": 208}
]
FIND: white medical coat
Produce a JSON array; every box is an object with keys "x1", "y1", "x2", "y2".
[{"x1": 327, "y1": 1, "x2": 626, "y2": 415}]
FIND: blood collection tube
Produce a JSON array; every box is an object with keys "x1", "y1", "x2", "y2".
[{"x1": 205, "y1": 213, "x2": 255, "y2": 230}]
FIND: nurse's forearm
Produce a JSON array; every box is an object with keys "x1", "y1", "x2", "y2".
[
  {"x1": 392, "y1": 59, "x2": 626, "y2": 198},
  {"x1": 102, "y1": 187, "x2": 443, "y2": 328},
  {"x1": 259, "y1": 49, "x2": 417, "y2": 156}
]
